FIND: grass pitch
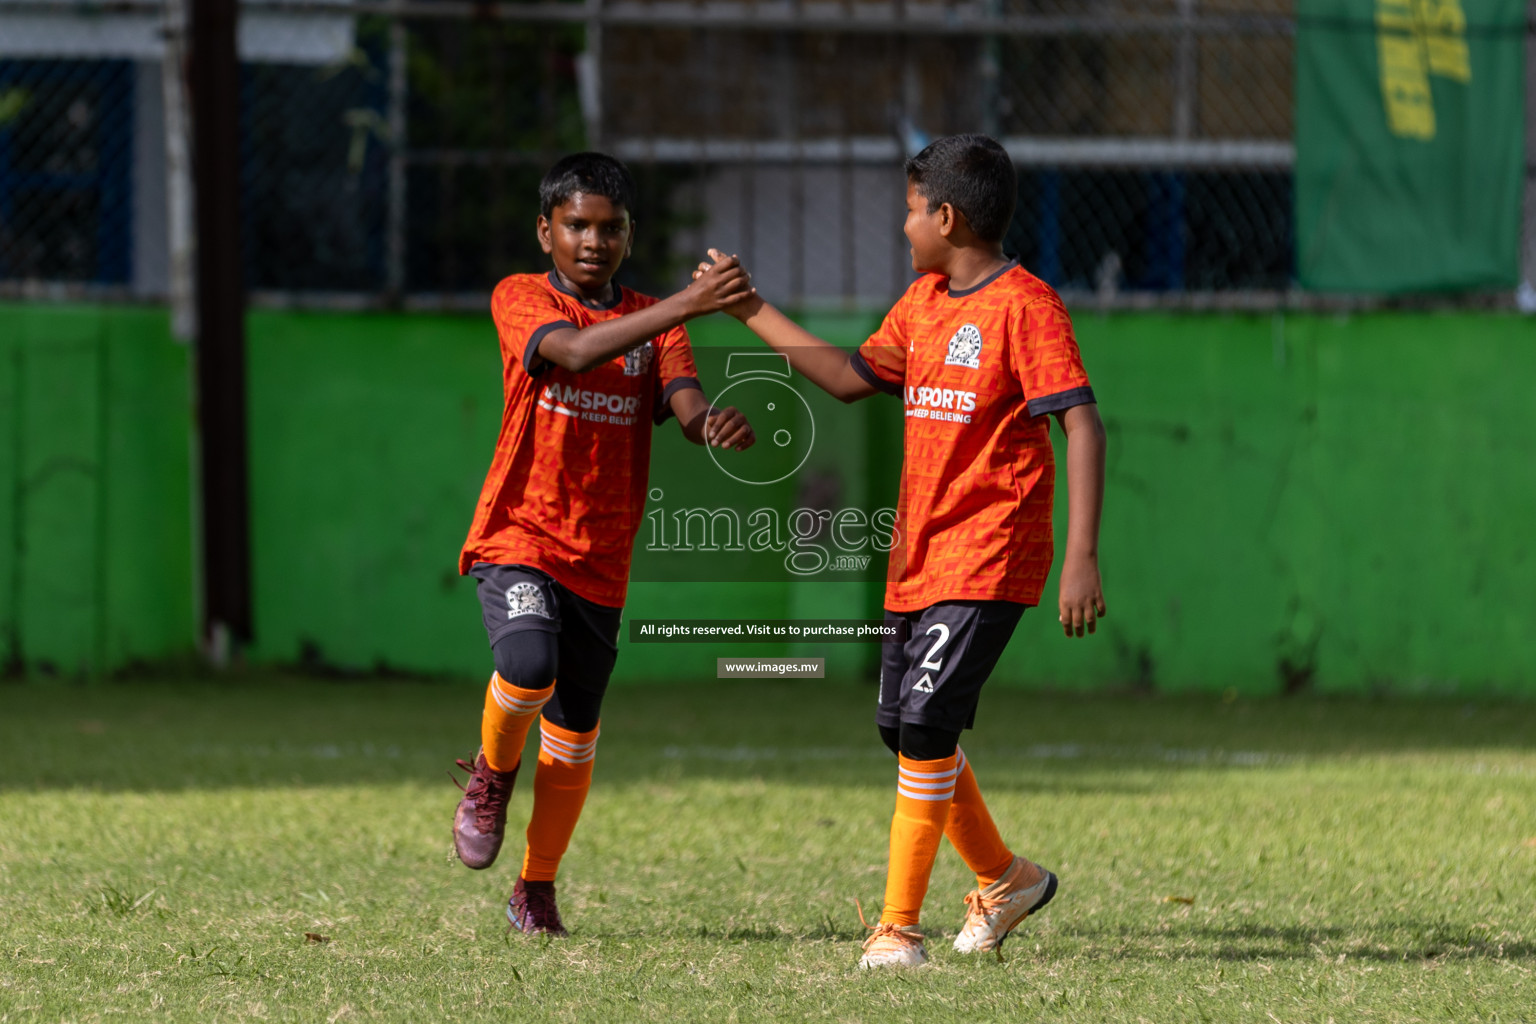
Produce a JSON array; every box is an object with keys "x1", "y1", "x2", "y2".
[{"x1": 2, "y1": 677, "x2": 1534, "y2": 1023}]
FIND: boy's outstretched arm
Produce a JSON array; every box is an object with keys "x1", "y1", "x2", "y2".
[
  {"x1": 1055, "y1": 402, "x2": 1108, "y2": 638},
  {"x1": 670, "y1": 387, "x2": 755, "y2": 450},
  {"x1": 534, "y1": 257, "x2": 754, "y2": 374},
  {"x1": 697, "y1": 249, "x2": 877, "y2": 403}
]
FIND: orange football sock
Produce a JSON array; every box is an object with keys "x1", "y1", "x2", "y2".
[
  {"x1": 880, "y1": 752, "x2": 958, "y2": 927},
  {"x1": 945, "y1": 747, "x2": 1015, "y2": 887},
  {"x1": 520, "y1": 719, "x2": 600, "y2": 882},
  {"x1": 480, "y1": 672, "x2": 554, "y2": 772}
]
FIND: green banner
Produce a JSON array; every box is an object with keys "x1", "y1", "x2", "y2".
[{"x1": 1295, "y1": 0, "x2": 1525, "y2": 292}]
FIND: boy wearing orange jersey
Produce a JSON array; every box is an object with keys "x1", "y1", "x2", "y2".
[
  {"x1": 705, "y1": 134, "x2": 1107, "y2": 967},
  {"x1": 452, "y1": 152, "x2": 755, "y2": 936}
]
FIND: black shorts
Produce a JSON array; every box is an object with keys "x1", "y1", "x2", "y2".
[
  {"x1": 469, "y1": 562, "x2": 623, "y2": 693},
  {"x1": 877, "y1": 600, "x2": 1027, "y2": 734}
]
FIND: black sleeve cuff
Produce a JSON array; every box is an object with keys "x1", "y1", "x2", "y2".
[
  {"x1": 655, "y1": 376, "x2": 703, "y2": 424},
  {"x1": 1026, "y1": 385, "x2": 1097, "y2": 418},
  {"x1": 851, "y1": 352, "x2": 903, "y2": 396},
  {"x1": 525, "y1": 320, "x2": 578, "y2": 377}
]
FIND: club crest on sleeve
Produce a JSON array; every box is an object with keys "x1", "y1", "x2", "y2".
[
  {"x1": 623, "y1": 341, "x2": 654, "y2": 377},
  {"x1": 506, "y1": 582, "x2": 551, "y2": 620},
  {"x1": 945, "y1": 324, "x2": 983, "y2": 369}
]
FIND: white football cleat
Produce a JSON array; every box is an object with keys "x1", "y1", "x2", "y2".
[
  {"x1": 859, "y1": 922, "x2": 928, "y2": 968},
  {"x1": 953, "y1": 855, "x2": 1058, "y2": 954}
]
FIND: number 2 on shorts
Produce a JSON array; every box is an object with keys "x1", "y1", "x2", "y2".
[{"x1": 920, "y1": 622, "x2": 950, "y2": 671}]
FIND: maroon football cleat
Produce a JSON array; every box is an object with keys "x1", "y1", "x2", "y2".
[
  {"x1": 451, "y1": 751, "x2": 518, "y2": 869},
  {"x1": 507, "y1": 876, "x2": 569, "y2": 937}
]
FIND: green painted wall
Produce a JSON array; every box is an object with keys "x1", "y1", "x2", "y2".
[
  {"x1": 1016, "y1": 311, "x2": 1536, "y2": 696},
  {"x1": 243, "y1": 310, "x2": 494, "y2": 676},
  {"x1": 2, "y1": 303, "x2": 1532, "y2": 695},
  {"x1": 0, "y1": 305, "x2": 193, "y2": 675}
]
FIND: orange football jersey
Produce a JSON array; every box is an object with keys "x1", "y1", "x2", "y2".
[
  {"x1": 459, "y1": 271, "x2": 700, "y2": 606},
  {"x1": 852, "y1": 261, "x2": 1094, "y2": 611}
]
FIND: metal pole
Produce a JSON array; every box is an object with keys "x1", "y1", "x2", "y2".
[
  {"x1": 785, "y1": 31, "x2": 803, "y2": 306},
  {"x1": 163, "y1": 0, "x2": 196, "y2": 341},
  {"x1": 189, "y1": 0, "x2": 252, "y2": 661},
  {"x1": 387, "y1": 15, "x2": 408, "y2": 298},
  {"x1": 1174, "y1": 0, "x2": 1197, "y2": 140},
  {"x1": 980, "y1": 0, "x2": 1002, "y2": 138},
  {"x1": 897, "y1": 28, "x2": 917, "y2": 297},
  {"x1": 583, "y1": 0, "x2": 605, "y2": 150},
  {"x1": 162, "y1": 0, "x2": 203, "y2": 650}
]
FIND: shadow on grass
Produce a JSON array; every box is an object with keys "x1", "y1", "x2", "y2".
[
  {"x1": 2, "y1": 678, "x2": 1535, "y2": 794},
  {"x1": 483, "y1": 920, "x2": 1536, "y2": 962},
  {"x1": 1066, "y1": 921, "x2": 1536, "y2": 963},
  {"x1": 566, "y1": 915, "x2": 871, "y2": 944}
]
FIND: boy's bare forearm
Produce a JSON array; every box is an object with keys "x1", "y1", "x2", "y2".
[
  {"x1": 539, "y1": 295, "x2": 697, "y2": 373},
  {"x1": 672, "y1": 385, "x2": 711, "y2": 445},
  {"x1": 732, "y1": 298, "x2": 877, "y2": 402},
  {"x1": 538, "y1": 257, "x2": 753, "y2": 373},
  {"x1": 1057, "y1": 402, "x2": 1107, "y2": 636},
  {"x1": 1062, "y1": 403, "x2": 1106, "y2": 561}
]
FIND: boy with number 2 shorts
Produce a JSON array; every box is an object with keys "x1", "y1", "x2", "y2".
[
  {"x1": 452, "y1": 152, "x2": 756, "y2": 936},
  {"x1": 703, "y1": 134, "x2": 1108, "y2": 967}
]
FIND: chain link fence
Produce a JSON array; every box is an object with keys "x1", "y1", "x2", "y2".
[{"x1": 0, "y1": 0, "x2": 1528, "y2": 308}]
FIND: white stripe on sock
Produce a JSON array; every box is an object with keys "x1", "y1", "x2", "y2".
[
  {"x1": 540, "y1": 726, "x2": 600, "y2": 765},
  {"x1": 897, "y1": 774, "x2": 957, "y2": 792},
  {"x1": 898, "y1": 765, "x2": 959, "y2": 788},
  {"x1": 897, "y1": 758, "x2": 958, "y2": 801},
  {"x1": 541, "y1": 746, "x2": 596, "y2": 765},
  {"x1": 540, "y1": 729, "x2": 597, "y2": 755},
  {"x1": 490, "y1": 676, "x2": 552, "y2": 715},
  {"x1": 542, "y1": 738, "x2": 597, "y2": 761}
]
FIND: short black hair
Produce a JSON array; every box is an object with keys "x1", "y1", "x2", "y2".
[
  {"x1": 539, "y1": 152, "x2": 637, "y2": 219},
  {"x1": 904, "y1": 134, "x2": 1017, "y2": 243}
]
